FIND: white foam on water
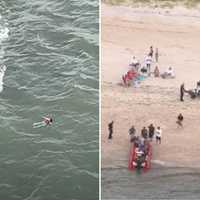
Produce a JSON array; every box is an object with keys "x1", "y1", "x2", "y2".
[
  {"x1": 0, "y1": 26, "x2": 9, "y2": 41},
  {"x1": 0, "y1": 14, "x2": 9, "y2": 93},
  {"x1": 152, "y1": 159, "x2": 176, "y2": 167},
  {"x1": 0, "y1": 65, "x2": 7, "y2": 93}
]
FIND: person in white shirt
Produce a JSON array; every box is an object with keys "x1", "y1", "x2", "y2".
[
  {"x1": 130, "y1": 56, "x2": 140, "y2": 71},
  {"x1": 161, "y1": 67, "x2": 175, "y2": 79},
  {"x1": 145, "y1": 55, "x2": 152, "y2": 76},
  {"x1": 166, "y1": 67, "x2": 175, "y2": 78},
  {"x1": 155, "y1": 126, "x2": 162, "y2": 144}
]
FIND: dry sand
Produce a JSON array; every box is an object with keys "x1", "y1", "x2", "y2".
[{"x1": 101, "y1": 4, "x2": 200, "y2": 169}]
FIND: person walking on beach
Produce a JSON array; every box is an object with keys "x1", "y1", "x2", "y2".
[
  {"x1": 180, "y1": 83, "x2": 185, "y2": 102},
  {"x1": 155, "y1": 126, "x2": 162, "y2": 144},
  {"x1": 141, "y1": 127, "x2": 148, "y2": 139},
  {"x1": 148, "y1": 124, "x2": 155, "y2": 141},
  {"x1": 155, "y1": 48, "x2": 159, "y2": 62},
  {"x1": 108, "y1": 121, "x2": 114, "y2": 139},
  {"x1": 176, "y1": 113, "x2": 184, "y2": 127},
  {"x1": 149, "y1": 46, "x2": 153, "y2": 57}
]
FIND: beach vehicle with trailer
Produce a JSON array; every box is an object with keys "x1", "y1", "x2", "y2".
[{"x1": 128, "y1": 140, "x2": 152, "y2": 171}]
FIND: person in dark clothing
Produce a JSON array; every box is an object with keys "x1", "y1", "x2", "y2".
[
  {"x1": 180, "y1": 83, "x2": 185, "y2": 102},
  {"x1": 141, "y1": 127, "x2": 148, "y2": 139},
  {"x1": 108, "y1": 121, "x2": 114, "y2": 139},
  {"x1": 196, "y1": 80, "x2": 200, "y2": 95},
  {"x1": 149, "y1": 46, "x2": 153, "y2": 57},
  {"x1": 129, "y1": 126, "x2": 136, "y2": 135},
  {"x1": 176, "y1": 113, "x2": 184, "y2": 127},
  {"x1": 155, "y1": 48, "x2": 159, "y2": 62},
  {"x1": 148, "y1": 124, "x2": 155, "y2": 141},
  {"x1": 129, "y1": 126, "x2": 136, "y2": 142}
]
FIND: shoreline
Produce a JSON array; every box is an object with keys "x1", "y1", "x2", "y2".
[{"x1": 102, "y1": 0, "x2": 200, "y2": 10}]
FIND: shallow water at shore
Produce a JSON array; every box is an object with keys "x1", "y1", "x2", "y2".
[{"x1": 102, "y1": 166, "x2": 200, "y2": 199}]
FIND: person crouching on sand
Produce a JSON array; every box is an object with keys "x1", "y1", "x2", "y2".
[
  {"x1": 154, "y1": 66, "x2": 160, "y2": 77},
  {"x1": 155, "y1": 127, "x2": 162, "y2": 144},
  {"x1": 176, "y1": 113, "x2": 184, "y2": 127}
]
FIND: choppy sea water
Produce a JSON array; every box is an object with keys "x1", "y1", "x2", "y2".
[
  {"x1": 102, "y1": 166, "x2": 200, "y2": 200},
  {"x1": 0, "y1": 0, "x2": 98, "y2": 199}
]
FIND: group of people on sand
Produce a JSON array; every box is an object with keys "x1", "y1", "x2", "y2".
[
  {"x1": 108, "y1": 113, "x2": 184, "y2": 142},
  {"x1": 179, "y1": 81, "x2": 200, "y2": 101},
  {"x1": 129, "y1": 124, "x2": 162, "y2": 145},
  {"x1": 154, "y1": 66, "x2": 175, "y2": 79},
  {"x1": 122, "y1": 46, "x2": 176, "y2": 87}
]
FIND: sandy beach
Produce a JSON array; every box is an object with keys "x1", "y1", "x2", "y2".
[{"x1": 101, "y1": 3, "x2": 200, "y2": 169}]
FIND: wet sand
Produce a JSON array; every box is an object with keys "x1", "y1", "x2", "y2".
[{"x1": 101, "y1": 4, "x2": 200, "y2": 169}]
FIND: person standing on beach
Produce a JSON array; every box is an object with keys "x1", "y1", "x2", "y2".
[
  {"x1": 149, "y1": 46, "x2": 153, "y2": 57},
  {"x1": 145, "y1": 55, "x2": 152, "y2": 76},
  {"x1": 129, "y1": 125, "x2": 136, "y2": 136},
  {"x1": 129, "y1": 125, "x2": 136, "y2": 142},
  {"x1": 176, "y1": 113, "x2": 184, "y2": 127},
  {"x1": 180, "y1": 83, "x2": 185, "y2": 102},
  {"x1": 155, "y1": 48, "x2": 159, "y2": 62},
  {"x1": 141, "y1": 127, "x2": 148, "y2": 139},
  {"x1": 155, "y1": 127, "x2": 162, "y2": 144},
  {"x1": 108, "y1": 121, "x2": 114, "y2": 139},
  {"x1": 148, "y1": 124, "x2": 155, "y2": 141}
]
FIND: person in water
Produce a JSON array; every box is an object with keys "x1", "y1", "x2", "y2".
[
  {"x1": 42, "y1": 116, "x2": 53, "y2": 125},
  {"x1": 33, "y1": 116, "x2": 53, "y2": 128},
  {"x1": 176, "y1": 113, "x2": 184, "y2": 127}
]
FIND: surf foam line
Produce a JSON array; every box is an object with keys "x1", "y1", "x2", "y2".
[
  {"x1": 0, "y1": 14, "x2": 9, "y2": 93},
  {"x1": 0, "y1": 65, "x2": 7, "y2": 93}
]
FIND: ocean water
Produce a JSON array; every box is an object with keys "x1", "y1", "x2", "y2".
[
  {"x1": 0, "y1": 0, "x2": 99, "y2": 199},
  {"x1": 102, "y1": 166, "x2": 200, "y2": 200}
]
